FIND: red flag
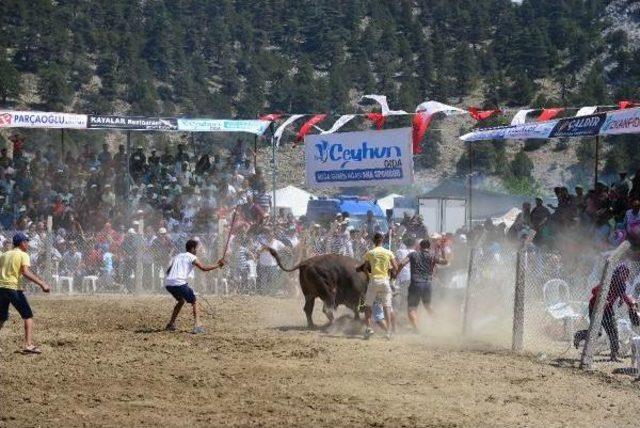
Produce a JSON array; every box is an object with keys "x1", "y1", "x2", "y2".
[
  {"x1": 412, "y1": 112, "x2": 433, "y2": 154},
  {"x1": 295, "y1": 114, "x2": 326, "y2": 144},
  {"x1": 259, "y1": 113, "x2": 282, "y2": 121},
  {"x1": 618, "y1": 100, "x2": 637, "y2": 110},
  {"x1": 367, "y1": 112, "x2": 386, "y2": 130},
  {"x1": 468, "y1": 107, "x2": 500, "y2": 121},
  {"x1": 537, "y1": 108, "x2": 564, "y2": 122}
]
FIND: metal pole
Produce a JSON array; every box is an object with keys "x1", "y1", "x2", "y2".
[
  {"x1": 270, "y1": 127, "x2": 277, "y2": 226},
  {"x1": 512, "y1": 249, "x2": 526, "y2": 352},
  {"x1": 191, "y1": 132, "x2": 196, "y2": 162},
  {"x1": 126, "y1": 131, "x2": 132, "y2": 194},
  {"x1": 60, "y1": 129, "x2": 65, "y2": 160},
  {"x1": 468, "y1": 143, "x2": 473, "y2": 230},
  {"x1": 253, "y1": 135, "x2": 258, "y2": 168},
  {"x1": 462, "y1": 247, "x2": 476, "y2": 335},
  {"x1": 594, "y1": 135, "x2": 600, "y2": 187}
]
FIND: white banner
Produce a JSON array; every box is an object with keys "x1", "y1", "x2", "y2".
[
  {"x1": 177, "y1": 119, "x2": 268, "y2": 135},
  {"x1": 600, "y1": 107, "x2": 640, "y2": 136},
  {"x1": 361, "y1": 94, "x2": 408, "y2": 115},
  {"x1": 0, "y1": 111, "x2": 87, "y2": 129},
  {"x1": 460, "y1": 120, "x2": 557, "y2": 142},
  {"x1": 415, "y1": 100, "x2": 467, "y2": 116},
  {"x1": 305, "y1": 128, "x2": 413, "y2": 188}
]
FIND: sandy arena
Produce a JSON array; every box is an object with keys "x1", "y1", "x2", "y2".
[{"x1": 2, "y1": 294, "x2": 640, "y2": 427}]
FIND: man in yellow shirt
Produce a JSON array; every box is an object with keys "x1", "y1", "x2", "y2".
[
  {"x1": 0, "y1": 233, "x2": 51, "y2": 354},
  {"x1": 362, "y1": 232, "x2": 397, "y2": 339}
]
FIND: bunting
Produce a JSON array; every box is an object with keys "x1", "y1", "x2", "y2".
[
  {"x1": 510, "y1": 109, "x2": 535, "y2": 125},
  {"x1": 367, "y1": 112, "x2": 386, "y2": 130},
  {"x1": 259, "y1": 113, "x2": 283, "y2": 121},
  {"x1": 537, "y1": 108, "x2": 564, "y2": 122},
  {"x1": 415, "y1": 100, "x2": 467, "y2": 116},
  {"x1": 619, "y1": 100, "x2": 637, "y2": 110},
  {"x1": 468, "y1": 107, "x2": 500, "y2": 121},
  {"x1": 321, "y1": 114, "x2": 356, "y2": 134},
  {"x1": 274, "y1": 114, "x2": 304, "y2": 146},
  {"x1": 412, "y1": 112, "x2": 433, "y2": 154},
  {"x1": 360, "y1": 94, "x2": 408, "y2": 116},
  {"x1": 576, "y1": 106, "x2": 598, "y2": 117},
  {"x1": 295, "y1": 114, "x2": 327, "y2": 144}
]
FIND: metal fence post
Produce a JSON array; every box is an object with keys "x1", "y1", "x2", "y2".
[
  {"x1": 512, "y1": 249, "x2": 526, "y2": 352},
  {"x1": 45, "y1": 215, "x2": 54, "y2": 290},
  {"x1": 581, "y1": 241, "x2": 630, "y2": 369},
  {"x1": 135, "y1": 218, "x2": 144, "y2": 294},
  {"x1": 462, "y1": 247, "x2": 476, "y2": 335}
]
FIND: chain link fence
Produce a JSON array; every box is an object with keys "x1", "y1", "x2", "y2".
[{"x1": 462, "y1": 239, "x2": 640, "y2": 373}]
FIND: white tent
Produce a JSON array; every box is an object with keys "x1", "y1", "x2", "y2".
[
  {"x1": 377, "y1": 193, "x2": 403, "y2": 212},
  {"x1": 492, "y1": 207, "x2": 521, "y2": 229},
  {"x1": 274, "y1": 185, "x2": 315, "y2": 217}
]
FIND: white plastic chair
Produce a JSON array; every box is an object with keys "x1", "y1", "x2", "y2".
[
  {"x1": 52, "y1": 275, "x2": 74, "y2": 294},
  {"x1": 82, "y1": 275, "x2": 99, "y2": 293},
  {"x1": 542, "y1": 279, "x2": 582, "y2": 340}
]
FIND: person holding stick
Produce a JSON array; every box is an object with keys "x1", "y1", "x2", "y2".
[
  {"x1": 164, "y1": 239, "x2": 224, "y2": 334},
  {"x1": 0, "y1": 233, "x2": 51, "y2": 354}
]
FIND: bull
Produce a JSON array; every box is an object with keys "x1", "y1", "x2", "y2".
[{"x1": 268, "y1": 248, "x2": 368, "y2": 328}]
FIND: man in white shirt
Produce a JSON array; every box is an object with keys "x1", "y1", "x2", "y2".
[
  {"x1": 164, "y1": 239, "x2": 224, "y2": 334},
  {"x1": 256, "y1": 230, "x2": 286, "y2": 295}
]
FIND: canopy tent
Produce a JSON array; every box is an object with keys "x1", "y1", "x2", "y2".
[
  {"x1": 492, "y1": 207, "x2": 521, "y2": 229},
  {"x1": 274, "y1": 185, "x2": 315, "y2": 217},
  {"x1": 377, "y1": 193, "x2": 403, "y2": 211}
]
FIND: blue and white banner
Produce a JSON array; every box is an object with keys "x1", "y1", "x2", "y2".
[
  {"x1": 460, "y1": 120, "x2": 557, "y2": 142},
  {"x1": 0, "y1": 110, "x2": 87, "y2": 129},
  {"x1": 177, "y1": 119, "x2": 269, "y2": 135},
  {"x1": 549, "y1": 113, "x2": 606, "y2": 138},
  {"x1": 601, "y1": 107, "x2": 640, "y2": 136},
  {"x1": 305, "y1": 128, "x2": 413, "y2": 188}
]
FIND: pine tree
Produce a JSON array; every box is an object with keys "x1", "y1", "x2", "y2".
[{"x1": 0, "y1": 58, "x2": 20, "y2": 104}]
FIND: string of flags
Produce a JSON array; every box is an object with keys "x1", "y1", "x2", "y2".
[{"x1": 265, "y1": 96, "x2": 638, "y2": 154}]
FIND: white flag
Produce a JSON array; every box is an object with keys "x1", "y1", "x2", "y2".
[
  {"x1": 575, "y1": 106, "x2": 598, "y2": 117},
  {"x1": 321, "y1": 115, "x2": 356, "y2": 134},
  {"x1": 415, "y1": 100, "x2": 466, "y2": 116},
  {"x1": 274, "y1": 114, "x2": 304, "y2": 146},
  {"x1": 510, "y1": 109, "x2": 535, "y2": 125},
  {"x1": 361, "y1": 94, "x2": 408, "y2": 116}
]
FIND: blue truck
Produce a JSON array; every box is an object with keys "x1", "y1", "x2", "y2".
[{"x1": 305, "y1": 195, "x2": 389, "y2": 232}]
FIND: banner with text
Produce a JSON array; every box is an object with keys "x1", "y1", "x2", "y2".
[
  {"x1": 549, "y1": 113, "x2": 606, "y2": 138},
  {"x1": 0, "y1": 111, "x2": 87, "y2": 129},
  {"x1": 460, "y1": 120, "x2": 557, "y2": 142},
  {"x1": 600, "y1": 107, "x2": 640, "y2": 136},
  {"x1": 88, "y1": 115, "x2": 178, "y2": 131},
  {"x1": 177, "y1": 119, "x2": 269, "y2": 135},
  {"x1": 305, "y1": 128, "x2": 414, "y2": 188}
]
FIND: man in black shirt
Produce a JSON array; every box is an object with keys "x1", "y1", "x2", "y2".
[{"x1": 397, "y1": 239, "x2": 447, "y2": 332}]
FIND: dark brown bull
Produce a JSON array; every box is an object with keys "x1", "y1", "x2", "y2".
[{"x1": 268, "y1": 248, "x2": 368, "y2": 328}]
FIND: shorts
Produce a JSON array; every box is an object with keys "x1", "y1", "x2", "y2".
[
  {"x1": 365, "y1": 278, "x2": 392, "y2": 308},
  {"x1": 408, "y1": 281, "x2": 432, "y2": 308},
  {"x1": 165, "y1": 284, "x2": 197, "y2": 304},
  {"x1": 0, "y1": 288, "x2": 34, "y2": 321}
]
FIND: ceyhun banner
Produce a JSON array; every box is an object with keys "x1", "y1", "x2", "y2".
[
  {"x1": 0, "y1": 111, "x2": 87, "y2": 129},
  {"x1": 305, "y1": 128, "x2": 414, "y2": 188}
]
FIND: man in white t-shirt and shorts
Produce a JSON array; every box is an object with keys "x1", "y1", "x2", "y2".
[{"x1": 165, "y1": 239, "x2": 224, "y2": 334}]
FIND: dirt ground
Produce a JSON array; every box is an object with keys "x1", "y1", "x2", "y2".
[{"x1": 2, "y1": 294, "x2": 640, "y2": 427}]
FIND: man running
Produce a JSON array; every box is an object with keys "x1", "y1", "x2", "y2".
[
  {"x1": 397, "y1": 239, "x2": 447, "y2": 332},
  {"x1": 0, "y1": 232, "x2": 51, "y2": 354},
  {"x1": 165, "y1": 239, "x2": 224, "y2": 334},
  {"x1": 362, "y1": 232, "x2": 397, "y2": 339}
]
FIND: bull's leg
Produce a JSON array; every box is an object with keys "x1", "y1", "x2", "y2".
[
  {"x1": 353, "y1": 307, "x2": 360, "y2": 321},
  {"x1": 322, "y1": 303, "x2": 335, "y2": 325},
  {"x1": 304, "y1": 296, "x2": 316, "y2": 329}
]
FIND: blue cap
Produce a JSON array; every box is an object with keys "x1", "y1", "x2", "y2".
[{"x1": 12, "y1": 232, "x2": 29, "y2": 247}]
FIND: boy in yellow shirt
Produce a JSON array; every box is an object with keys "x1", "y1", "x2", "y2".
[
  {"x1": 362, "y1": 232, "x2": 397, "y2": 339},
  {"x1": 0, "y1": 233, "x2": 51, "y2": 354}
]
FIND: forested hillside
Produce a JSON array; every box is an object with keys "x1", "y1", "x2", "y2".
[{"x1": 1, "y1": 0, "x2": 640, "y2": 192}]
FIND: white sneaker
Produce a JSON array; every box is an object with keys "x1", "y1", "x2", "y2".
[{"x1": 364, "y1": 328, "x2": 374, "y2": 340}]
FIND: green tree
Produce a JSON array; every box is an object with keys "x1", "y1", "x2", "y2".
[
  {"x1": 38, "y1": 64, "x2": 72, "y2": 111},
  {"x1": 510, "y1": 150, "x2": 534, "y2": 180},
  {"x1": 0, "y1": 58, "x2": 20, "y2": 104}
]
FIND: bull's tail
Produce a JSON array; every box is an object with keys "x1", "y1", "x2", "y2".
[{"x1": 267, "y1": 247, "x2": 304, "y2": 272}]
